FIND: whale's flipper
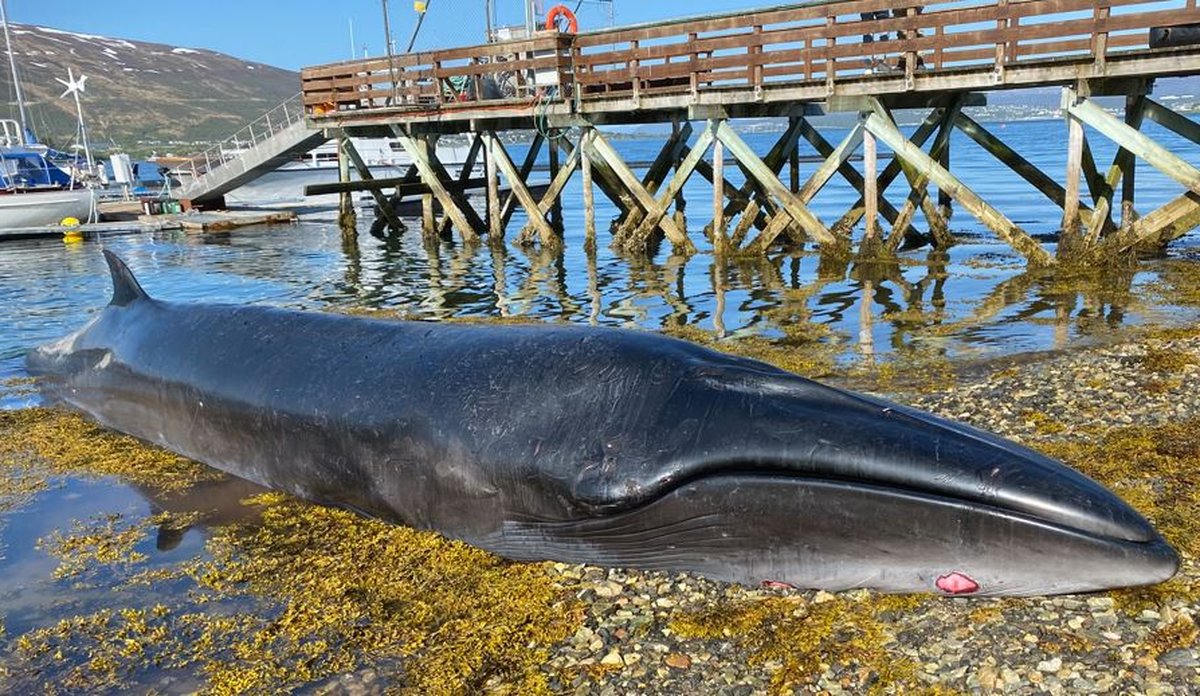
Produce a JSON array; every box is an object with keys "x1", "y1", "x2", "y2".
[{"x1": 103, "y1": 250, "x2": 150, "y2": 307}]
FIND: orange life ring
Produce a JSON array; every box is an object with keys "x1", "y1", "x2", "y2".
[{"x1": 546, "y1": 5, "x2": 579, "y2": 34}]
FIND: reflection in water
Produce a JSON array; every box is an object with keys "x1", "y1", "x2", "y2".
[
  {"x1": 0, "y1": 220, "x2": 1196, "y2": 396},
  {"x1": 299, "y1": 225, "x2": 1180, "y2": 373},
  {"x1": 184, "y1": 223, "x2": 1190, "y2": 369},
  {"x1": 130, "y1": 475, "x2": 271, "y2": 551},
  {"x1": 859, "y1": 279, "x2": 876, "y2": 363}
]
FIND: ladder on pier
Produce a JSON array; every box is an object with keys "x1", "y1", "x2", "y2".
[{"x1": 174, "y1": 94, "x2": 327, "y2": 206}]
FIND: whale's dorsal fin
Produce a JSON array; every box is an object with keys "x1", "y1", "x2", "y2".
[{"x1": 103, "y1": 250, "x2": 150, "y2": 307}]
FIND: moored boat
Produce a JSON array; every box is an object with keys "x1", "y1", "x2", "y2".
[{"x1": 0, "y1": 1, "x2": 94, "y2": 236}]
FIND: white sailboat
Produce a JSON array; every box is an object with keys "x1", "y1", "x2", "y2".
[{"x1": 0, "y1": 0, "x2": 93, "y2": 236}]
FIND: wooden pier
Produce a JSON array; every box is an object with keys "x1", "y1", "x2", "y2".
[{"x1": 297, "y1": 0, "x2": 1200, "y2": 266}]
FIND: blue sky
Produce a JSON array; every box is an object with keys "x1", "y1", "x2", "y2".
[{"x1": 7, "y1": 1, "x2": 776, "y2": 71}]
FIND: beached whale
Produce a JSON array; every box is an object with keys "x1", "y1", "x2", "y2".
[{"x1": 27, "y1": 251, "x2": 1178, "y2": 596}]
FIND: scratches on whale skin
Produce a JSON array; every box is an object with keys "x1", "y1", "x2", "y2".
[{"x1": 498, "y1": 510, "x2": 745, "y2": 552}]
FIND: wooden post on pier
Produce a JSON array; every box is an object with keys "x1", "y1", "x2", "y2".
[
  {"x1": 672, "y1": 117, "x2": 688, "y2": 232},
  {"x1": 485, "y1": 132, "x2": 503, "y2": 242},
  {"x1": 548, "y1": 134, "x2": 564, "y2": 232},
  {"x1": 581, "y1": 129, "x2": 597, "y2": 255},
  {"x1": 340, "y1": 133, "x2": 405, "y2": 236},
  {"x1": 419, "y1": 136, "x2": 438, "y2": 239},
  {"x1": 789, "y1": 116, "x2": 801, "y2": 195},
  {"x1": 1062, "y1": 87, "x2": 1087, "y2": 260},
  {"x1": 861, "y1": 126, "x2": 881, "y2": 255},
  {"x1": 336, "y1": 130, "x2": 357, "y2": 241},
  {"x1": 1122, "y1": 94, "x2": 1146, "y2": 230},
  {"x1": 938, "y1": 136, "x2": 953, "y2": 222}
]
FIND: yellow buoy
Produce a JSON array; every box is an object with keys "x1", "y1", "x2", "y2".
[
  {"x1": 61, "y1": 216, "x2": 83, "y2": 243},
  {"x1": 414, "y1": 0, "x2": 427, "y2": 12}
]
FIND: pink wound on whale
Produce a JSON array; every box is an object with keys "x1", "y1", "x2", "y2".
[
  {"x1": 762, "y1": 580, "x2": 797, "y2": 590},
  {"x1": 936, "y1": 572, "x2": 980, "y2": 595}
]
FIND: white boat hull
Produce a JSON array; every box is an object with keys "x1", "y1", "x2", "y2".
[
  {"x1": 217, "y1": 137, "x2": 475, "y2": 206},
  {"x1": 225, "y1": 165, "x2": 411, "y2": 206},
  {"x1": 0, "y1": 189, "x2": 93, "y2": 235}
]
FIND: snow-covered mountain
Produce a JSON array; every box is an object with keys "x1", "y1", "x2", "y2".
[{"x1": 0, "y1": 24, "x2": 298, "y2": 149}]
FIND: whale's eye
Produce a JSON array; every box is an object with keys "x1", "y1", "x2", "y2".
[{"x1": 936, "y1": 572, "x2": 980, "y2": 595}]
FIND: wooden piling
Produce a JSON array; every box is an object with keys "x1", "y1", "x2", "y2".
[
  {"x1": 864, "y1": 111, "x2": 1054, "y2": 267},
  {"x1": 1123, "y1": 95, "x2": 1144, "y2": 230},
  {"x1": 1062, "y1": 97, "x2": 1087, "y2": 259},
  {"x1": 862, "y1": 126, "x2": 880, "y2": 253},
  {"x1": 938, "y1": 134, "x2": 953, "y2": 221},
  {"x1": 581, "y1": 130, "x2": 597, "y2": 255},
  {"x1": 672, "y1": 117, "x2": 688, "y2": 231},
  {"x1": 485, "y1": 132, "x2": 503, "y2": 241},
  {"x1": 548, "y1": 135, "x2": 564, "y2": 231},
  {"x1": 336, "y1": 131, "x2": 357, "y2": 240}
]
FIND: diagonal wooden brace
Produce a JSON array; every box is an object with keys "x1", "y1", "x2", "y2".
[
  {"x1": 863, "y1": 111, "x2": 1055, "y2": 267},
  {"x1": 488, "y1": 134, "x2": 558, "y2": 247},
  {"x1": 749, "y1": 122, "x2": 863, "y2": 252},
  {"x1": 628, "y1": 123, "x2": 710, "y2": 243},
  {"x1": 1102, "y1": 191, "x2": 1200, "y2": 254},
  {"x1": 715, "y1": 120, "x2": 839, "y2": 249},
  {"x1": 434, "y1": 134, "x2": 486, "y2": 239},
  {"x1": 711, "y1": 118, "x2": 804, "y2": 244},
  {"x1": 339, "y1": 132, "x2": 405, "y2": 234},
  {"x1": 954, "y1": 112, "x2": 1096, "y2": 231},
  {"x1": 392, "y1": 128, "x2": 485, "y2": 241},
  {"x1": 587, "y1": 129, "x2": 695, "y2": 254},
  {"x1": 629, "y1": 123, "x2": 716, "y2": 243},
  {"x1": 798, "y1": 117, "x2": 909, "y2": 238},
  {"x1": 1067, "y1": 94, "x2": 1200, "y2": 196},
  {"x1": 1145, "y1": 98, "x2": 1200, "y2": 146},
  {"x1": 516, "y1": 136, "x2": 582, "y2": 247},
  {"x1": 882, "y1": 98, "x2": 960, "y2": 252},
  {"x1": 499, "y1": 134, "x2": 546, "y2": 230},
  {"x1": 833, "y1": 108, "x2": 942, "y2": 237},
  {"x1": 613, "y1": 123, "x2": 693, "y2": 245}
]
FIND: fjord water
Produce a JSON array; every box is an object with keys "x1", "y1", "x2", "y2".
[{"x1": 3, "y1": 119, "x2": 1199, "y2": 406}]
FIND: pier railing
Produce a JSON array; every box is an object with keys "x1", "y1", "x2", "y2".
[
  {"x1": 301, "y1": 33, "x2": 575, "y2": 114},
  {"x1": 182, "y1": 93, "x2": 307, "y2": 182},
  {"x1": 302, "y1": 0, "x2": 1200, "y2": 118}
]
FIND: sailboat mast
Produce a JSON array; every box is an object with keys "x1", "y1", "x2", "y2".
[
  {"x1": 0, "y1": 0, "x2": 28, "y2": 143},
  {"x1": 524, "y1": 0, "x2": 536, "y2": 35}
]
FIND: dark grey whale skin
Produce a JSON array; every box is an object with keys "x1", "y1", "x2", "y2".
[{"x1": 27, "y1": 252, "x2": 1178, "y2": 596}]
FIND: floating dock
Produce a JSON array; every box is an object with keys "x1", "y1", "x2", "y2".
[
  {"x1": 168, "y1": 210, "x2": 298, "y2": 233},
  {"x1": 0, "y1": 206, "x2": 298, "y2": 241}
]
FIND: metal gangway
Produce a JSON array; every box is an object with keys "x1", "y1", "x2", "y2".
[{"x1": 174, "y1": 94, "x2": 327, "y2": 206}]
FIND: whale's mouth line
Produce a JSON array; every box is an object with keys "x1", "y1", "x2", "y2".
[{"x1": 578, "y1": 465, "x2": 1168, "y2": 551}]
